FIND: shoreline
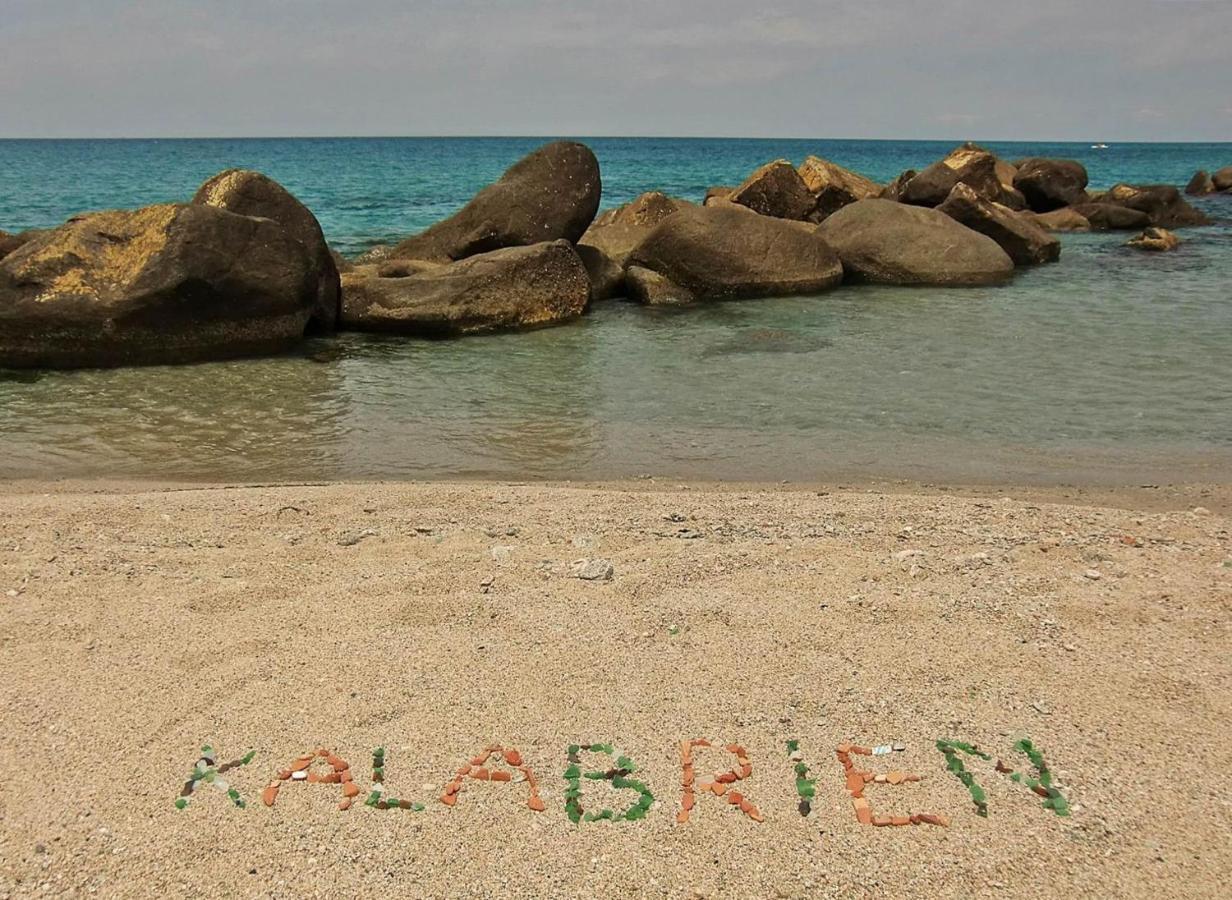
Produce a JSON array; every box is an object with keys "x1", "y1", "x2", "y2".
[
  {"x1": 4, "y1": 475, "x2": 1230, "y2": 516},
  {"x1": 1, "y1": 479, "x2": 1228, "y2": 896}
]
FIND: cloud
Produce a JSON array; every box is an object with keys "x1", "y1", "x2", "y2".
[{"x1": 1, "y1": 0, "x2": 1231, "y2": 139}]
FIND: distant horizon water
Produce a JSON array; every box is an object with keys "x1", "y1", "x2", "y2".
[{"x1": 1, "y1": 136, "x2": 1230, "y2": 485}]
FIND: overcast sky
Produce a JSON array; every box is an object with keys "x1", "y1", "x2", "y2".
[{"x1": 3, "y1": 0, "x2": 1230, "y2": 140}]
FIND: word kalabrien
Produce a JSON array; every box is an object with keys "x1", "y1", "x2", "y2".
[{"x1": 174, "y1": 735, "x2": 1071, "y2": 828}]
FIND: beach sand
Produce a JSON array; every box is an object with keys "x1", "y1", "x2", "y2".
[{"x1": 0, "y1": 479, "x2": 1228, "y2": 898}]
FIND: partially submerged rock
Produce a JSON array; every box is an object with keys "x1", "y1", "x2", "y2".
[
  {"x1": 1214, "y1": 166, "x2": 1232, "y2": 192},
  {"x1": 339, "y1": 240, "x2": 589, "y2": 336},
  {"x1": 390, "y1": 142, "x2": 601, "y2": 262},
  {"x1": 729, "y1": 160, "x2": 816, "y2": 221},
  {"x1": 899, "y1": 143, "x2": 1025, "y2": 209},
  {"x1": 937, "y1": 183, "x2": 1060, "y2": 266},
  {"x1": 1012, "y1": 158, "x2": 1089, "y2": 212},
  {"x1": 817, "y1": 198, "x2": 1014, "y2": 286},
  {"x1": 193, "y1": 169, "x2": 340, "y2": 331},
  {"x1": 1126, "y1": 227, "x2": 1180, "y2": 252},
  {"x1": 797, "y1": 156, "x2": 881, "y2": 221},
  {"x1": 1029, "y1": 208, "x2": 1092, "y2": 232},
  {"x1": 1101, "y1": 184, "x2": 1211, "y2": 228},
  {"x1": 626, "y1": 205, "x2": 843, "y2": 305},
  {"x1": 1185, "y1": 170, "x2": 1215, "y2": 196},
  {"x1": 577, "y1": 192, "x2": 693, "y2": 299},
  {"x1": 0, "y1": 204, "x2": 317, "y2": 369},
  {"x1": 1070, "y1": 202, "x2": 1151, "y2": 230}
]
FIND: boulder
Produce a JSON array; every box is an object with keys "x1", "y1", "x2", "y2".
[
  {"x1": 329, "y1": 248, "x2": 354, "y2": 274},
  {"x1": 1126, "y1": 227, "x2": 1180, "y2": 252},
  {"x1": 1102, "y1": 184, "x2": 1211, "y2": 228},
  {"x1": 1185, "y1": 170, "x2": 1215, "y2": 196},
  {"x1": 798, "y1": 156, "x2": 882, "y2": 221},
  {"x1": 625, "y1": 265, "x2": 696, "y2": 306},
  {"x1": 1029, "y1": 208, "x2": 1091, "y2": 232},
  {"x1": 704, "y1": 186, "x2": 735, "y2": 206},
  {"x1": 339, "y1": 240, "x2": 589, "y2": 337},
  {"x1": 937, "y1": 183, "x2": 1060, "y2": 266},
  {"x1": 626, "y1": 205, "x2": 843, "y2": 305},
  {"x1": 729, "y1": 160, "x2": 816, "y2": 220},
  {"x1": 0, "y1": 228, "x2": 45, "y2": 261},
  {"x1": 1213, "y1": 166, "x2": 1232, "y2": 192},
  {"x1": 816, "y1": 198, "x2": 1014, "y2": 286},
  {"x1": 577, "y1": 192, "x2": 693, "y2": 300},
  {"x1": 880, "y1": 170, "x2": 917, "y2": 202},
  {"x1": 1012, "y1": 158, "x2": 1089, "y2": 211},
  {"x1": 1070, "y1": 202, "x2": 1151, "y2": 231},
  {"x1": 0, "y1": 204, "x2": 317, "y2": 369},
  {"x1": 193, "y1": 169, "x2": 340, "y2": 331},
  {"x1": 390, "y1": 142, "x2": 601, "y2": 262},
  {"x1": 899, "y1": 143, "x2": 1026, "y2": 209}
]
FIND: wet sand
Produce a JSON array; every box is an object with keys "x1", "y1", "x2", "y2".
[{"x1": 0, "y1": 480, "x2": 1228, "y2": 898}]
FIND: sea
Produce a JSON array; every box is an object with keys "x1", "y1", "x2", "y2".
[{"x1": 1, "y1": 137, "x2": 1229, "y2": 485}]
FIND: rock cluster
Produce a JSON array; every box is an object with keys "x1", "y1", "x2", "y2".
[{"x1": 1, "y1": 139, "x2": 1219, "y2": 370}]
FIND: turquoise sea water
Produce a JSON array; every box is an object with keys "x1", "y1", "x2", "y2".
[{"x1": 1, "y1": 137, "x2": 1230, "y2": 484}]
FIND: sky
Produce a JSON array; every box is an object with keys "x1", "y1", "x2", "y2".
[{"x1": 2, "y1": 0, "x2": 1231, "y2": 141}]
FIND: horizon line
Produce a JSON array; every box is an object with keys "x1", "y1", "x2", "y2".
[{"x1": 2, "y1": 134, "x2": 1231, "y2": 145}]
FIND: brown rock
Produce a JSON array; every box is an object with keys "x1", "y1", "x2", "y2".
[
  {"x1": 504, "y1": 750, "x2": 522, "y2": 767},
  {"x1": 1030, "y1": 208, "x2": 1091, "y2": 232},
  {"x1": 853, "y1": 797, "x2": 872, "y2": 825},
  {"x1": 340, "y1": 240, "x2": 589, "y2": 337},
  {"x1": 798, "y1": 156, "x2": 881, "y2": 221},
  {"x1": 627, "y1": 205, "x2": 843, "y2": 305},
  {"x1": 1213, "y1": 166, "x2": 1232, "y2": 192},
  {"x1": 577, "y1": 192, "x2": 693, "y2": 300},
  {"x1": 342, "y1": 782, "x2": 360, "y2": 798},
  {"x1": 1012, "y1": 158, "x2": 1090, "y2": 211},
  {"x1": 390, "y1": 141, "x2": 601, "y2": 262},
  {"x1": 900, "y1": 143, "x2": 1026, "y2": 209},
  {"x1": 1071, "y1": 202, "x2": 1152, "y2": 231},
  {"x1": 1127, "y1": 226, "x2": 1181, "y2": 252},
  {"x1": 817, "y1": 199, "x2": 1014, "y2": 285},
  {"x1": 193, "y1": 169, "x2": 340, "y2": 331},
  {"x1": 1185, "y1": 170, "x2": 1215, "y2": 196},
  {"x1": 846, "y1": 771, "x2": 866, "y2": 795},
  {"x1": 1102, "y1": 183, "x2": 1211, "y2": 228},
  {"x1": 729, "y1": 160, "x2": 817, "y2": 221},
  {"x1": 872, "y1": 815, "x2": 892, "y2": 827},
  {"x1": 261, "y1": 785, "x2": 279, "y2": 807},
  {"x1": 937, "y1": 182, "x2": 1061, "y2": 266}
]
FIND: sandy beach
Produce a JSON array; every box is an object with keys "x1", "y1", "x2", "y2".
[{"x1": 0, "y1": 479, "x2": 1228, "y2": 898}]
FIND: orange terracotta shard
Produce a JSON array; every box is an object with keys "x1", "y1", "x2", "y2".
[
  {"x1": 270, "y1": 749, "x2": 354, "y2": 809},
  {"x1": 841, "y1": 741, "x2": 943, "y2": 828},
  {"x1": 443, "y1": 745, "x2": 543, "y2": 812},
  {"x1": 678, "y1": 738, "x2": 761, "y2": 824}
]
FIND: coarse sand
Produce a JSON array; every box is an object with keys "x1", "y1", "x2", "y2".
[{"x1": 0, "y1": 479, "x2": 1229, "y2": 899}]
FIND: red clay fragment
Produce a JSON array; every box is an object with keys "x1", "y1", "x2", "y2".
[
  {"x1": 338, "y1": 799, "x2": 352, "y2": 811},
  {"x1": 872, "y1": 815, "x2": 892, "y2": 827},
  {"x1": 746, "y1": 804, "x2": 764, "y2": 823},
  {"x1": 716, "y1": 772, "x2": 737, "y2": 784},
  {"x1": 853, "y1": 798, "x2": 872, "y2": 825},
  {"x1": 470, "y1": 755, "x2": 489, "y2": 767},
  {"x1": 490, "y1": 770, "x2": 511, "y2": 782},
  {"x1": 528, "y1": 795, "x2": 546, "y2": 812},
  {"x1": 677, "y1": 809, "x2": 690, "y2": 824},
  {"x1": 693, "y1": 739, "x2": 711, "y2": 748},
  {"x1": 474, "y1": 768, "x2": 490, "y2": 781},
  {"x1": 891, "y1": 815, "x2": 911, "y2": 826},
  {"x1": 290, "y1": 758, "x2": 313, "y2": 773},
  {"x1": 682, "y1": 792, "x2": 695, "y2": 811},
  {"x1": 441, "y1": 793, "x2": 457, "y2": 807},
  {"x1": 846, "y1": 771, "x2": 865, "y2": 795},
  {"x1": 727, "y1": 791, "x2": 743, "y2": 805},
  {"x1": 261, "y1": 786, "x2": 278, "y2": 807},
  {"x1": 277, "y1": 769, "x2": 292, "y2": 781},
  {"x1": 739, "y1": 764, "x2": 753, "y2": 779},
  {"x1": 342, "y1": 782, "x2": 360, "y2": 798},
  {"x1": 504, "y1": 750, "x2": 522, "y2": 767},
  {"x1": 711, "y1": 782, "x2": 727, "y2": 797},
  {"x1": 919, "y1": 813, "x2": 949, "y2": 827}
]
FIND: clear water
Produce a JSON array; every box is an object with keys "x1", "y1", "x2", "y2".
[{"x1": 1, "y1": 138, "x2": 1230, "y2": 484}]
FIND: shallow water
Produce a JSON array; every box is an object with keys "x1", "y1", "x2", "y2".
[{"x1": 1, "y1": 138, "x2": 1230, "y2": 484}]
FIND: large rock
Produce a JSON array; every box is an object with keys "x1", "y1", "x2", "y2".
[
  {"x1": 0, "y1": 204, "x2": 316, "y2": 369},
  {"x1": 626, "y1": 205, "x2": 843, "y2": 305},
  {"x1": 798, "y1": 156, "x2": 882, "y2": 221},
  {"x1": 899, "y1": 143, "x2": 1026, "y2": 209},
  {"x1": 937, "y1": 183, "x2": 1060, "y2": 266},
  {"x1": 1185, "y1": 170, "x2": 1215, "y2": 196},
  {"x1": 1070, "y1": 202, "x2": 1151, "y2": 230},
  {"x1": 1102, "y1": 184, "x2": 1211, "y2": 228},
  {"x1": 577, "y1": 192, "x2": 693, "y2": 300},
  {"x1": 1012, "y1": 158, "x2": 1089, "y2": 211},
  {"x1": 729, "y1": 160, "x2": 816, "y2": 220},
  {"x1": 816, "y1": 198, "x2": 1014, "y2": 286},
  {"x1": 1126, "y1": 227, "x2": 1180, "y2": 252},
  {"x1": 703, "y1": 186, "x2": 735, "y2": 206},
  {"x1": 193, "y1": 169, "x2": 340, "y2": 331},
  {"x1": 880, "y1": 170, "x2": 917, "y2": 201},
  {"x1": 1213, "y1": 166, "x2": 1232, "y2": 192},
  {"x1": 390, "y1": 142, "x2": 601, "y2": 262},
  {"x1": 1029, "y1": 208, "x2": 1091, "y2": 232},
  {"x1": 339, "y1": 240, "x2": 589, "y2": 336}
]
